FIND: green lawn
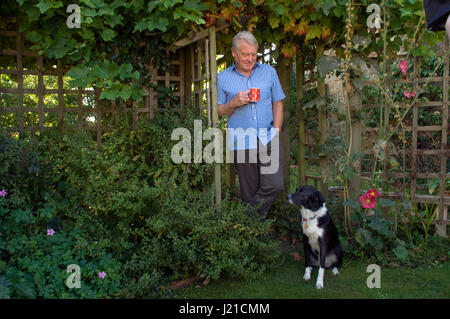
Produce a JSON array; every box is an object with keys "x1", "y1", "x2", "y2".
[{"x1": 175, "y1": 251, "x2": 450, "y2": 299}]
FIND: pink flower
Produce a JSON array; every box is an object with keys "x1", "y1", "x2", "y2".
[
  {"x1": 403, "y1": 90, "x2": 415, "y2": 98},
  {"x1": 360, "y1": 194, "x2": 376, "y2": 209},
  {"x1": 367, "y1": 189, "x2": 380, "y2": 199},
  {"x1": 98, "y1": 271, "x2": 106, "y2": 279},
  {"x1": 46, "y1": 229, "x2": 55, "y2": 236},
  {"x1": 399, "y1": 60, "x2": 408, "y2": 74},
  {"x1": 0, "y1": 190, "x2": 7, "y2": 197}
]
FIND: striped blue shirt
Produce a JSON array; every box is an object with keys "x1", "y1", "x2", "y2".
[{"x1": 217, "y1": 62, "x2": 285, "y2": 150}]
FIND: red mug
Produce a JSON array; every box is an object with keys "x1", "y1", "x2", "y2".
[{"x1": 249, "y1": 88, "x2": 260, "y2": 102}]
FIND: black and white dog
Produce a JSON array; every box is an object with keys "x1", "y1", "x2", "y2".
[{"x1": 287, "y1": 185, "x2": 342, "y2": 289}]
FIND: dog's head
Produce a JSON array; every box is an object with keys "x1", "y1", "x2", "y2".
[{"x1": 287, "y1": 185, "x2": 325, "y2": 211}]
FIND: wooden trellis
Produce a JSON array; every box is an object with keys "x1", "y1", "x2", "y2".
[
  {"x1": 358, "y1": 40, "x2": 449, "y2": 236},
  {"x1": 296, "y1": 39, "x2": 449, "y2": 236},
  {"x1": 173, "y1": 26, "x2": 222, "y2": 206},
  {"x1": 0, "y1": 18, "x2": 100, "y2": 142},
  {"x1": 0, "y1": 18, "x2": 183, "y2": 148}
]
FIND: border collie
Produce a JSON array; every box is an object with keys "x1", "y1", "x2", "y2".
[{"x1": 287, "y1": 185, "x2": 342, "y2": 289}]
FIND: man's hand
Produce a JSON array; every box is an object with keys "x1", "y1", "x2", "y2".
[
  {"x1": 231, "y1": 90, "x2": 250, "y2": 108},
  {"x1": 218, "y1": 90, "x2": 250, "y2": 117},
  {"x1": 272, "y1": 100, "x2": 283, "y2": 132}
]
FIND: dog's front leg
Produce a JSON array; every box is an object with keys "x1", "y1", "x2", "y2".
[
  {"x1": 316, "y1": 238, "x2": 327, "y2": 289},
  {"x1": 302, "y1": 235, "x2": 312, "y2": 281}
]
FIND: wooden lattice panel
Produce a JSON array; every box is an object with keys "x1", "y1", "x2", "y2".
[
  {"x1": 360, "y1": 41, "x2": 449, "y2": 233},
  {"x1": 0, "y1": 20, "x2": 183, "y2": 147},
  {"x1": 0, "y1": 21, "x2": 100, "y2": 139}
]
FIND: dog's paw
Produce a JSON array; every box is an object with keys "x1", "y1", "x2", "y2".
[
  {"x1": 303, "y1": 267, "x2": 312, "y2": 281},
  {"x1": 315, "y1": 281, "x2": 324, "y2": 290},
  {"x1": 332, "y1": 267, "x2": 339, "y2": 276}
]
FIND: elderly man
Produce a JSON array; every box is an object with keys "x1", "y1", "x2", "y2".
[{"x1": 217, "y1": 31, "x2": 285, "y2": 218}]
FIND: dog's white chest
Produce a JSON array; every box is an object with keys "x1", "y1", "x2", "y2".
[{"x1": 301, "y1": 207, "x2": 325, "y2": 253}]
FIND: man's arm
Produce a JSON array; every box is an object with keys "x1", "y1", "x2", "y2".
[
  {"x1": 272, "y1": 100, "x2": 283, "y2": 131},
  {"x1": 218, "y1": 90, "x2": 250, "y2": 118}
]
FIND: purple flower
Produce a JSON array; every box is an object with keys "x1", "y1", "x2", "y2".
[
  {"x1": 0, "y1": 190, "x2": 7, "y2": 197},
  {"x1": 98, "y1": 271, "x2": 106, "y2": 279},
  {"x1": 46, "y1": 228, "x2": 55, "y2": 236}
]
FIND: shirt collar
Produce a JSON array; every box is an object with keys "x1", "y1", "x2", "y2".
[{"x1": 231, "y1": 61, "x2": 260, "y2": 73}]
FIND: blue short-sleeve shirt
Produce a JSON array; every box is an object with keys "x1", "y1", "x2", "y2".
[{"x1": 217, "y1": 62, "x2": 286, "y2": 150}]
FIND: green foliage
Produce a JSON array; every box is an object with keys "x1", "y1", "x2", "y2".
[
  {"x1": 338, "y1": 195, "x2": 447, "y2": 266},
  {"x1": 126, "y1": 191, "x2": 280, "y2": 284},
  {"x1": 3, "y1": 0, "x2": 441, "y2": 105},
  {"x1": 0, "y1": 108, "x2": 280, "y2": 298},
  {"x1": 0, "y1": 129, "x2": 123, "y2": 298},
  {"x1": 2, "y1": 0, "x2": 207, "y2": 101},
  {"x1": 0, "y1": 131, "x2": 54, "y2": 210},
  {"x1": 267, "y1": 197, "x2": 302, "y2": 242},
  {"x1": 351, "y1": 209, "x2": 397, "y2": 262}
]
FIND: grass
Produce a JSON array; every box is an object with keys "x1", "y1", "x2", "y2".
[{"x1": 175, "y1": 250, "x2": 450, "y2": 299}]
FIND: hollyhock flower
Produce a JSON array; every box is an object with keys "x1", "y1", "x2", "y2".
[
  {"x1": 360, "y1": 194, "x2": 376, "y2": 209},
  {"x1": 98, "y1": 271, "x2": 106, "y2": 279},
  {"x1": 403, "y1": 90, "x2": 415, "y2": 98},
  {"x1": 399, "y1": 60, "x2": 408, "y2": 74},
  {"x1": 46, "y1": 228, "x2": 55, "y2": 236},
  {"x1": 367, "y1": 189, "x2": 380, "y2": 199},
  {"x1": 0, "y1": 190, "x2": 6, "y2": 197}
]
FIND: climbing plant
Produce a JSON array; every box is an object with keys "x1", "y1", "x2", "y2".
[{"x1": 1, "y1": 0, "x2": 208, "y2": 101}]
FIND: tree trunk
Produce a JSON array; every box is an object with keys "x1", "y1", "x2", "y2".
[
  {"x1": 296, "y1": 50, "x2": 306, "y2": 186},
  {"x1": 316, "y1": 43, "x2": 328, "y2": 198},
  {"x1": 276, "y1": 56, "x2": 292, "y2": 195}
]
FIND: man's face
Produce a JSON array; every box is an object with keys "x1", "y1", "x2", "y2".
[{"x1": 231, "y1": 40, "x2": 258, "y2": 75}]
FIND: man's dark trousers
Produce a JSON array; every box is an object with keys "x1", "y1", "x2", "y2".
[{"x1": 233, "y1": 138, "x2": 283, "y2": 218}]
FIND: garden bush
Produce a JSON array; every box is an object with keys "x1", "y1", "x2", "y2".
[{"x1": 0, "y1": 107, "x2": 281, "y2": 298}]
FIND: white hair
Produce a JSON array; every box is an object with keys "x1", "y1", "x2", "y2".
[{"x1": 232, "y1": 31, "x2": 258, "y2": 50}]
